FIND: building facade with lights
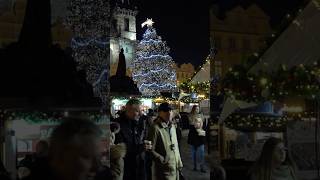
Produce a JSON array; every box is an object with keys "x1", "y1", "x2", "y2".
[
  {"x1": 209, "y1": 4, "x2": 272, "y2": 77},
  {"x1": 174, "y1": 63, "x2": 196, "y2": 84}
]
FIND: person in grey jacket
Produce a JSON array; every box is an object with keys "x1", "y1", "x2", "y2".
[{"x1": 145, "y1": 102, "x2": 183, "y2": 180}]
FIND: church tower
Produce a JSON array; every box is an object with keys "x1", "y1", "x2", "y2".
[{"x1": 110, "y1": 0, "x2": 138, "y2": 76}]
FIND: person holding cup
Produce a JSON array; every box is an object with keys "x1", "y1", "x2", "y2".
[{"x1": 145, "y1": 102, "x2": 183, "y2": 180}]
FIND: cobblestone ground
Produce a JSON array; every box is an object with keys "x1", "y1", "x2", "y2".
[{"x1": 180, "y1": 130, "x2": 210, "y2": 180}]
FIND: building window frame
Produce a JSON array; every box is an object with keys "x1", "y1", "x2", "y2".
[{"x1": 124, "y1": 18, "x2": 130, "y2": 31}]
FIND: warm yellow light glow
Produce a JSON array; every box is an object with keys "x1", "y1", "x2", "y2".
[
  {"x1": 154, "y1": 97, "x2": 164, "y2": 102},
  {"x1": 282, "y1": 105, "x2": 303, "y2": 113},
  {"x1": 198, "y1": 94, "x2": 205, "y2": 98},
  {"x1": 260, "y1": 78, "x2": 268, "y2": 86}
]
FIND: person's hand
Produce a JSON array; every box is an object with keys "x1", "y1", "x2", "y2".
[
  {"x1": 144, "y1": 140, "x2": 152, "y2": 151},
  {"x1": 144, "y1": 144, "x2": 152, "y2": 151},
  {"x1": 18, "y1": 167, "x2": 31, "y2": 179}
]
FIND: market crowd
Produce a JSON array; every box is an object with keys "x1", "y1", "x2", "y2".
[{"x1": 0, "y1": 99, "x2": 299, "y2": 180}]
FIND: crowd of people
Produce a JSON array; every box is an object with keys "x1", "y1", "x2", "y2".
[
  {"x1": 109, "y1": 100, "x2": 298, "y2": 180},
  {"x1": 0, "y1": 99, "x2": 299, "y2": 180},
  {"x1": 110, "y1": 100, "x2": 183, "y2": 180}
]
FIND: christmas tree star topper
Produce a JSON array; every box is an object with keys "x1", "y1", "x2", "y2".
[{"x1": 142, "y1": 18, "x2": 154, "y2": 28}]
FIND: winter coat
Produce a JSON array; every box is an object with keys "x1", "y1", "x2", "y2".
[
  {"x1": 147, "y1": 117, "x2": 183, "y2": 180},
  {"x1": 187, "y1": 126, "x2": 206, "y2": 147},
  {"x1": 250, "y1": 165, "x2": 297, "y2": 180},
  {"x1": 114, "y1": 114, "x2": 145, "y2": 180},
  {"x1": 110, "y1": 143, "x2": 127, "y2": 180}
]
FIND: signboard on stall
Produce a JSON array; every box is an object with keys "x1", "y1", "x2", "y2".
[{"x1": 287, "y1": 120, "x2": 319, "y2": 180}]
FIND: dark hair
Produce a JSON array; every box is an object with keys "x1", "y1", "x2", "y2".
[
  {"x1": 249, "y1": 137, "x2": 296, "y2": 180},
  {"x1": 49, "y1": 117, "x2": 102, "y2": 156},
  {"x1": 148, "y1": 109, "x2": 154, "y2": 114},
  {"x1": 190, "y1": 105, "x2": 198, "y2": 114},
  {"x1": 126, "y1": 99, "x2": 141, "y2": 106}
]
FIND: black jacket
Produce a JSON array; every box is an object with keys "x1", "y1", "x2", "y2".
[
  {"x1": 114, "y1": 114, "x2": 145, "y2": 180},
  {"x1": 187, "y1": 126, "x2": 206, "y2": 147}
]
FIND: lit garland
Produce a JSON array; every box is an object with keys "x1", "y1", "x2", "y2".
[
  {"x1": 65, "y1": 0, "x2": 110, "y2": 110},
  {"x1": 222, "y1": 62, "x2": 320, "y2": 103},
  {"x1": 222, "y1": 112, "x2": 317, "y2": 131},
  {"x1": 0, "y1": 110, "x2": 106, "y2": 124},
  {"x1": 218, "y1": 1, "x2": 320, "y2": 102},
  {"x1": 132, "y1": 19, "x2": 177, "y2": 96}
]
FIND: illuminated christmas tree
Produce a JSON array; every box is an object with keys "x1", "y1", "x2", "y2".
[
  {"x1": 132, "y1": 19, "x2": 177, "y2": 96},
  {"x1": 65, "y1": 0, "x2": 110, "y2": 109}
]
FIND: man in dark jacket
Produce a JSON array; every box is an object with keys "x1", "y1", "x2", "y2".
[{"x1": 115, "y1": 99, "x2": 145, "y2": 180}]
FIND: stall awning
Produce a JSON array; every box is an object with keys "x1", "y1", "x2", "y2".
[
  {"x1": 191, "y1": 61, "x2": 210, "y2": 83},
  {"x1": 250, "y1": 0, "x2": 320, "y2": 73}
]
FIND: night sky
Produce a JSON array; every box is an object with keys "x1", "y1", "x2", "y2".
[{"x1": 135, "y1": 0, "x2": 304, "y2": 68}]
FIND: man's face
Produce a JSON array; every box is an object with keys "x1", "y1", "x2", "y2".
[
  {"x1": 125, "y1": 104, "x2": 141, "y2": 120},
  {"x1": 52, "y1": 135, "x2": 101, "y2": 180},
  {"x1": 159, "y1": 110, "x2": 173, "y2": 122}
]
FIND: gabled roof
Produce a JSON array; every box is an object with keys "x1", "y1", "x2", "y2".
[
  {"x1": 250, "y1": 0, "x2": 320, "y2": 73},
  {"x1": 191, "y1": 59, "x2": 210, "y2": 83}
]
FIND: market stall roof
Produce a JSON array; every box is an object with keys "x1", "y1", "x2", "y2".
[
  {"x1": 190, "y1": 59, "x2": 210, "y2": 83},
  {"x1": 250, "y1": 0, "x2": 320, "y2": 73}
]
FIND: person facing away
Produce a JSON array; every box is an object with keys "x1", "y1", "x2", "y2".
[
  {"x1": 187, "y1": 117, "x2": 207, "y2": 172},
  {"x1": 209, "y1": 151, "x2": 226, "y2": 180},
  {"x1": 114, "y1": 99, "x2": 145, "y2": 180},
  {"x1": 145, "y1": 102, "x2": 183, "y2": 180},
  {"x1": 249, "y1": 137, "x2": 297, "y2": 180},
  {"x1": 25, "y1": 117, "x2": 111, "y2": 180}
]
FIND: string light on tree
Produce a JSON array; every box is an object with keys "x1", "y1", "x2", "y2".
[
  {"x1": 65, "y1": 0, "x2": 110, "y2": 109},
  {"x1": 132, "y1": 18, "x2": 177, "y2": 96}
]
